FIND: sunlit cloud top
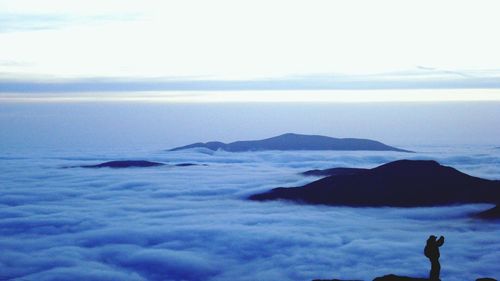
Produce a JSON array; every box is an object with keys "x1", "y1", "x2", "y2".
[{"x1": 0, "y1": 0, "x2": 500, "y2": 92}]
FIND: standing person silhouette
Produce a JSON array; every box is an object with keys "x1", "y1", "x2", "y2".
[{"x1": 424, "y1": 235, "x2": 445, "y2": 281}]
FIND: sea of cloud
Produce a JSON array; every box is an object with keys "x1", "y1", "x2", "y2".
[{"x1": 1, "y1": 147, "x2": 499, "y2": 281}]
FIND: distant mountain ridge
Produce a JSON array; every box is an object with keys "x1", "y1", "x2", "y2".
[
  {"x1": 250, "y1": 160, "x2": 500, "y2": 207},
  {"x1": 169, "y1": 133, "x2": 411, "y2": 152}
]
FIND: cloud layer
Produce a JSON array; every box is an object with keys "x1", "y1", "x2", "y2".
[
  {"x1": 1, "y1": 148, "x2": 499, "y2": 281},
  {"x1": 2, "y1": 71, "x2": 500, "y2": 94}
]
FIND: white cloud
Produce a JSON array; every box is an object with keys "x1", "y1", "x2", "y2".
[{"x1": 1, "y1": 148, "x2": 499, "y2": 280}]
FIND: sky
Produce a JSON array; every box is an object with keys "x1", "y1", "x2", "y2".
[
  {"x1": 2, "y1": 102, "x2": 500, "y2": 150},
  {"x1": 1, "y1": 0, "x2": 500, "y2": 144},
  {"x1": 1, "y1": 0, "x2": 500, "y2": 97}
]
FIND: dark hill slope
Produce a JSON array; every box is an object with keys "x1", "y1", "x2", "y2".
[
  {"x1": 302, "y1": 167, "x2": 369, "y2": 177},
  {"x1": 250, "y1": 160, "x2": 500, "y2": 207},
  {"x1": 475, "y1": 205, "x2": 500, "y2": 219}
]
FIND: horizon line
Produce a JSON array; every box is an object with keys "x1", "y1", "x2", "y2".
[
  {"x1": 2, "y1": 89, "x2": 500, "y2": 103},
  {"x1": 2, "y1": 70, "x2": 500, "y2": 93}
]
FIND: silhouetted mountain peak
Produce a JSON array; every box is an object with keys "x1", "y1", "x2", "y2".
[
  {"x1": 276, "y1": 132, "x2": 301, "y2": 138},
  {"x1": 375, "y1": 159, "x2": 440, "y2": 170},
  {"x1": 374, "y1": 159, "x2": 455, "y2": 174},
  {"x1": 272, "y1": 132, "x2": 336, "y2": 140}
]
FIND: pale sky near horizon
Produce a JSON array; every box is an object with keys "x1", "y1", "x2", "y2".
[
  {"x1": 1, "y1": 1, "x2": 500, "y2": 147},
  {"x1": 1, "y1": 0, "x2": 500, "y2": 80}
]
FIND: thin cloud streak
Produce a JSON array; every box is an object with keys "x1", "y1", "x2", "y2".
[
  {"x1": 1, "y1": 90, "x2": 500, "y2": 103},
  {"x1": 0, "y1": 13, "x2": 140, "y2": 33},
  {"x1": 1, "y1": 69, "x2": 500, "y2": 94}
]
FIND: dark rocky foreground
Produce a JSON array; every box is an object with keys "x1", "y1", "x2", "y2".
[
  {"x1": 313, "y1": 274, "x2": 497, "y2": 281},
  {"x1": 169, "y1": 133, "x2": 412, "y2": 152},
  {"x1": 312, "y1": 279, "x2": 363, "y2": 281},
  {"x1": 312, "y1": 279, "x2": 362, "y2": 281},
  {"x1": 372, "y1": 275, "x2": 428, "y2": 281},
  {"x1": 73, "y1": 160, "x2": 201, "y2": 168},
  {"x1": 250, "y1": 160, "x2": 500, "y2": 207}
]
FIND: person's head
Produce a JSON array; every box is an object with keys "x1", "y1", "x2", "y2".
[{"x1": 427, "y1": 235, "x2": 437, "y2": 242}]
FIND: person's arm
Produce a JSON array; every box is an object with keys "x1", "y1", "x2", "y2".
[{"x1": 437, "y1": 236, "x2": 445, "y2": 246}]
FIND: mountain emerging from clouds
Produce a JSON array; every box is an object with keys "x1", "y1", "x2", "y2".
[
  {"x1": 169, "y1": 133, "x2": 411, "y2": 152},
  {"x1": 249, "y1": 160, "x2": 500, "y2": 207}
]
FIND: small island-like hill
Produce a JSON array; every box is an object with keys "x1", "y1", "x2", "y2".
[{"x1": 72, "y1": 160, "x2": 200, "y2": 169}]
